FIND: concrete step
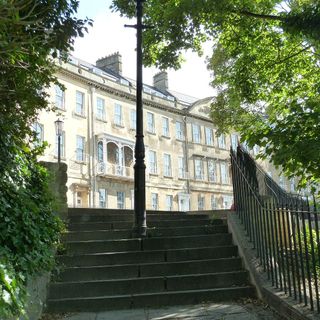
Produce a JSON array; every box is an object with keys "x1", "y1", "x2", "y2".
[
  {"x1": 57, "y1": 257, "x2": 243, "y2": 282},
  {"x1": 49, "y1": 271, "x2": 249, "y2": 299},
  {"x1": 68, "y1": 218, "x2": 217, "y2": 231},
  {"x1": 64, "y1": 233, "x2": 232, "y2": 254},
  {"x1": 68, "y1": 214, "x2": 212, "y2": 224},
  {"x1": 64, "y1": 224, "x2": 228, "y2": 241},
  {"x1": 58, "y1": 245, "x2": 238, "y2": 267},
  {"x1": 47, "y1": 286, "x2": 255, "y2": 312}
]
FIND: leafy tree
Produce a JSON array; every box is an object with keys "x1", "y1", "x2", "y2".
[
  {"x1": 0, "y1": 0, "x2": 91, "y2": 316},
  {"x1": 111, "y1": 0, "x2": 320, "y2": 190}
]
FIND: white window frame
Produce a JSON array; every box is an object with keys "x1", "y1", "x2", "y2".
[
  {"x1": 33, "y1": 122, "x2": 44, "y2": 146},
  {"x1": 218, "y1": 134, "x2": 226, "y2": 149},
  {"x1": 76, "y1": 91, "x2": 85, "y2": 116},
  {"x1": 205, "y1": 127, "x2": 214, "y2": 146},
  {"x1": 98, "y1": 189, "x2": 107, "y2": 208},
  {"x1": 114, "y1": 103, "x2": 123, "y2": 126},
  {"x1": 194, "y1": 158, "x2": 204, "y2": 180},
  {"x1": 117, "y1": 191, "x2": 125, "y2": 209},
  {"x1": 220, "y1": 162, "x2": 229, "y2": 184},
  {"x1": 176, "y1": 121, "x2": 185, "y2": 140},
  {"x1": 147, "y1": 112, "x2": 155, "y2": 133},
  {"x1": 55, "y1": 85, "x2": 65, "y2": 110},
  {"x1": 178, "y1": 156, "x2": 186, "y2": 179},
  {"x1": 96, "y1": 97, "x2": 105, "y2": 120},
  {"x1": 192, "y1": 124, "x2": 201, "y2": 143},
  {"x1": 162, "y1": 117, "x2": 170, "y2": 137},
  {"x1": 76, "y1": 135, "x2": 85, "y2": 162},
  {"x1": 163, "y1": 153, "x2": 172, "y2": 177},
  {"x1": 130, "y1": 109, "x2": 136, "y2": 130},
  {"x1": 198, "y1": 195, "x2": 205, "y2": 210},
  {"x1": 208, "y1": 159, "x2": 217, "y2": 182},
  {"x1": 166, "y1": 195, "x2": 173, "y2": 211},
  {"x1": 148, "y1": 150, "x2": 157, "y2": 174},
  {"x1": 151, "y1": 193, "x2": 158, "y2": 210}
]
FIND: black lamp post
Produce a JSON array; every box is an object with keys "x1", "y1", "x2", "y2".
[
  {"x1": 54, "y1": 118, "x2": 64, "y2": 164},
  {"x1": 126, "y1": 0, "x2": 147, "y2": 237}
]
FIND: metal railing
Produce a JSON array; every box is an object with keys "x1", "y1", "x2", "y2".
[{"x1": 231, "y1": 145, "x2": 320, "y2": 312}]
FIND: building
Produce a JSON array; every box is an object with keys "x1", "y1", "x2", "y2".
[{"x1": 36, "y1": 53, "x2": 294, "y2": 210}]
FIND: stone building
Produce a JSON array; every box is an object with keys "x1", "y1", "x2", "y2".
[{"x1": 36, "y1": 53, "x2": 294, "y2": 210}]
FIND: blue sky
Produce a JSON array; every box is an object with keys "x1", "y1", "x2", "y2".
[{"x1": 73, "y1": 0, "x2": 215, "y2": 98}]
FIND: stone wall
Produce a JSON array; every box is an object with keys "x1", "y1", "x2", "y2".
[{"x1": 20, "y1": 162, "x2": 68, "y2": 320}]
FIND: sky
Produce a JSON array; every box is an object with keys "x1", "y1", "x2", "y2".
[{"x1": 73, "y1": 0, "x2": 215, "y2": 99}]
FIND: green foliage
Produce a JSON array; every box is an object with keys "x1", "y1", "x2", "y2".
[
  {"x1": 111, "y1": 0, "x2": 320, "y2": 190},
  {"x1": 0, "y1": 0, "x2": 91, "y2": 317}
]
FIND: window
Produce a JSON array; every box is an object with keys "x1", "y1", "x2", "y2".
[
  {"x1": 130, "y1": 109, "x2": 136, "y2": 130},
  {"x1": 97, "y1": 141, "x2": 103, "y2": 162},
  {"x1": 290, "y1": 178, "x2": 295, "y2": 193},
  {"x1": 151, "y1": 193, "x2": 158, "y2": 210},
  {"x1": 55, "y1": 131, "x2": 65, "y2": 158},
  {"x1": 114, "y1": 103, "x2": 123, "y2": 126},
  {"x1": 231, "y1": 134, "x2": 238, "y2": 150},
  {"x1": 279, "y1": 175, "x2": 285, "y2": 189},
  {"x1": 147, "y1": 112, "x2": 155, "y2": 133},
  {"x1": 163, "y1": 154, "x2": 172, "y2": 177},
  {"x1": 222, "y1": 195, "x2": 233, "y2": 209},
  {"x1": 76, "y1": 135, "x2": 85, "y2": 161},
  {"x1": 76, "y1": 91, "x2": 85, "y2": 115},
  {"x1": 220, "y1": 162, "x2": 229, "y2": 184},
  {"x1": 192, "y1": 124, "x2": 201, "y2": 143},
  {"x1": 205, "y1": 127, "x2": 214, "y2": 146},
  {"x1": 166, "y1": 195, "x2": 173, "y2": 211},
  {"x1": 218, "y1": 134, "x2": 226, "y2": 149},
  {"x1": 96, "y1": 97, "x2": 105, "y2": 120},
  {"x1": 162, "y1": 117, "x2": 170, "y2": 137},
  {"x1": 149, "y1": 150, "x2": 157, "y2": 174},
  {"x1": 194, "y1": 158, "x2": 204, "y2": 180},
  {"x1": 117, "y1": 191, "x2": 125, "y2": 209},
  {"x1": 208, "y1": 159, "x2": 217, "y2": 182},
  {"x1": 178, "y1": 156, "x2": 186, "y2": 179},
  {"x1": 98, "y1": 189, "x2": 106, "y2": 208},
  {"x1": 198, "y1": 195, "x2": 205, "y2": 210},
  {"x1": 33, "y1": 122, "x2": 44, "y2": 146},
  {"x1": 176, "y1": 121, "x2": 184, "y2": 140},
  {"x1": 55, "y1": 85, "x2": 65, "y2": 110},
  {"x1": 211, "y1": 195, "x2": 218, "y2": 209}
]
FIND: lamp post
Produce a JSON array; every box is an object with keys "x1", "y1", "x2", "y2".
[
  {"x1": 54, "y1": 118, "x2": 64, "y2": 164},
  {"x1": 125, "y1": 0, "x2": 147, "y2": 237}
]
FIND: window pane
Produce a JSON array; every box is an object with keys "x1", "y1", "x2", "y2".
[
  {"x1": 76, "y1": 136, "x2": 85, "y2": 161},
  {"x1": 176, "y1": 121, "x2": 184, "y2": 140},
  {"x1": 220, "y1": 162, "x2": 229, "y2": 184},
  {"x1": 151, "y1": 193, "x2": 158, "y2": 210},
  {"x1": 96, "y1": 97, "x2": 105, "y2": 120},
  {"x1": 218, "y1": 134, "x2": 226, "y2": 149},
  {"x1": 198, "y1": 195, "x2": 205, "y2": 210},
  {"x1": 130, "y1": 109, "x2": 136, "y2": 130},
  {"x1": 178, "y1": 156, "x2": 186, "y2": 178},
  {"x1": 192, "y1": 124, "x2": 201, "y2": 143},
  {"x1": 98, "y1": 189, "x2": 106, "y2": 208},
  {"x1": 208, "y1": 159, "x2": 216, "y2": 182},
  {"x1": 117, "y1": 191, "x2": 125, "y2": 209},
  {"x1": 55, "y1": 85, "x2": 65, "y2": 109},
  {"x1": 97, "y1": 141, "x2": 103, "y2": 162},
  {"x1": 76, "y1": 91, "x2": 84, "y2": 115},
  {"x1": 162, "y1": 117, "x2": 169, "y2": 136},
  {"x1": 114, "y1": 103, "x2": 122, "y2": 125},
  {"x1": 194, "y1": 159, "x2": 204, "y2": 180},
  {"x1": 147, "y1": 112, "x2": 155, "y2": 133},
  {"x1": 164, "y1": 154, "x2": 172, "y2": 176},
  {"x1": 166, "y1": 195, "x2": 173, "y2": 211},
  {"x1": 231, "y1": 134, "x2": 238, "y2": 150},
  {"x1": 205, "y1": 127, "x2": 213, "y2": 145},
  {"x1": 149, "y1": 150, "x2": 157, "y2": 174}
]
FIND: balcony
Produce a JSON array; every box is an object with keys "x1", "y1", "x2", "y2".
[{"x1": 96, "y1": 162, "x2": 133, "y2": 181}]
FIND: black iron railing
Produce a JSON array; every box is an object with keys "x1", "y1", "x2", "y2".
[{"x1": 231, "y1": 145, "x2": 320, "y2": 312}]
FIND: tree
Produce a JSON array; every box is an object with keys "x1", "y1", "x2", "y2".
[
  {"x1": 111, "y1": 0, "x2": 320, "y2": 190},
  {"x1": 0, "y1": 1, "x2": 91, "y2": 316}
]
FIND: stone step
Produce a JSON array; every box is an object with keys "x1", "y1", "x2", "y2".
[
  {"x1": 68, "y1": 218, "x2": 220, "y2": 231},
  {"x1": 47, "y1": 286, "x2": 255, "y2": 312},
  {"x1": 68, "y1": 214, "x2": 211, "y2": 224},
  {"x1": 58, "y1": 245, "x2": 238, "y2": 267},
  {"x1": 49, "y1": 271, "x2": 249, "y2": 299},
  {"x1": 64, "y1": 233, "x2": 232, "y2": 254},
  {"x1": 64, "y1": 224, "x2": 228, "y2": 241},
  {"x1": 56, "y1": 257, "x2": 243, "y2": 282}
]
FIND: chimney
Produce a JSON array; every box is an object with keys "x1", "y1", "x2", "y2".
[
  {"x1": 153, "y1": 71, "x2": 168, "y2": 92},
  {"x1": 96, "y1": 52, "x2": 122, "y2": 75}
]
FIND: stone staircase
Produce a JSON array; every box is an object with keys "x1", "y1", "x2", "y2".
[{"x1": 46, "y1": 208, "x2": 255, "y2": 312}]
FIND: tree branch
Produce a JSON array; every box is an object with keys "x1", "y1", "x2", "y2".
[{"x1": 237, "y1": 10, "x2": 285, "y2": 22}]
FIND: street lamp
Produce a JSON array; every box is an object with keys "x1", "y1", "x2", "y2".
[{"x1": 54, "y1": 118, "x2": 64, "y2": 164}]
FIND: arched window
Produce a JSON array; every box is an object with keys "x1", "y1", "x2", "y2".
[{"x1": 97, "y1": 141, "x2": 103, "y2": 162}]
